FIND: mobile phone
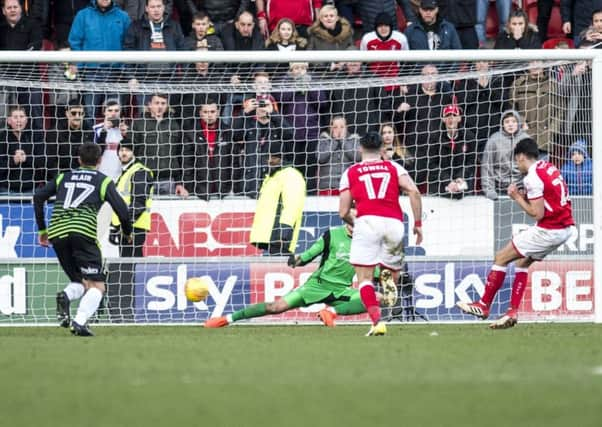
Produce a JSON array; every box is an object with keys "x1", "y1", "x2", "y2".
[{"x1": 109, "y1": 118, "x2": 120, "y2": 128}]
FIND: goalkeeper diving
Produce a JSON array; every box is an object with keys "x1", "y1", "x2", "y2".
[{"x1": 204, "y1": 217, "x2": 399, "y2": 328}]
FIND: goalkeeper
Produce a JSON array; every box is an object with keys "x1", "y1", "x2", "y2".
[{"x1": 204, "y1": 218, "x2": 398, "y2": 328}]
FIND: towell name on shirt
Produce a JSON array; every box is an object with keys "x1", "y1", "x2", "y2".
[{"x1": 358, "y1": 164, "x2": 388, "y2": 173}]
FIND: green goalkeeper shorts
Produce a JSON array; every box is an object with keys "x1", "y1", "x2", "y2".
[{"x1": 283, "y1": 279, "x2": 358, "y2": 309}]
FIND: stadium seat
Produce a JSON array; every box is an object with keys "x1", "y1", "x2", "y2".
[{"x1": 542, "y1": 37, "x2": 575, "y2": 49}]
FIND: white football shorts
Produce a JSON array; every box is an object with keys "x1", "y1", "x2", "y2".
[
  {"x1": 349, "y1": 215, "x2": 405, "y2": 270},
  {"x1": 512, "y1": 225, "x2": 576, "y2": 260}
]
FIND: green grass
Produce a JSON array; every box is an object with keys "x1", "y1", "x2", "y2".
[{"x1": 1, "y1": 324, "x2": 601, "y2": 427}]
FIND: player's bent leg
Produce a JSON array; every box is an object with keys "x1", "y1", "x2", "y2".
[{"x1": 379, "y1": 269, "x2": 399, "y2": 307}]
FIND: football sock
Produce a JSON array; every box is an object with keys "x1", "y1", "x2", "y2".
[
  {"x1": 231, "y1": 303, "x2": 267, "y2": 322},
  {"x1": 359, "y1": 281, "x2": 380, "y2": 325},
  {"x1": 334, "y1": 296, "x2": 367, "y2": 315},
  {"x1": 63, "y1": 282, "x2": 84, "y2": 301},
  {"x1": 510, "y1": 268, "x2": 529, "y2": 310},
  {"x1": 73, "y1": 287, "x2": 103, "y2": 325},
  {"x1": 480, "y1": 265, "x2": 507, "y2": 307}
]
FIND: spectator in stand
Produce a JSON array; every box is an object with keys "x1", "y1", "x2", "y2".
[
  {"x1": 186, "y1": 10, "x2": 224, "y2": 50},
  {"x1": 265, "y1": 18, "x2": 308, "y2": 78},
  {"x1": 394, "y1": 63, "x2": 454, "y2": 185},
  {"x1": 560, "y1": 139, "x2": 592, "y2": 196},
  {"x1": 231, "y1": 96, "x2": 294, "y2": 198},
  {"x1": 173, "y1": 0, "x2": 250, "y2": 36},
  {"x1": 307, "y1": 5, "x2": 354, "y2": 50},
  {"x1": 329, "y1": 59, "x2": 380, "y2": 137},
  {"x1": 123, "y1": 0, "x2": 187, "y2": 114},
  {"x1": 256, "y1": 0, "x2": 322, "y2": 39},
  {"x1": 29, "y1": 0, "x2": 89, "y2": 48},
  {"x1": 129, "y1": 93, "x2": 189, "y2": 196},
  {"x1": 381, "y1": 122, "x2": 415, "y2": 174},
  {"x1": 579, "y1": 9, "x2": 602, "y2": 46},
  {"x1": 0, "y1": 105, "x2": 43, "y2": 194},
  {"x1": 277, "y1": 62, "x2": 326, "y2": 193},
  {"x1": 115, "y1": 0, "x2": 173, "y2": 21},
  {"x1": 69, "y1": 0, "x2": 131, "y2": 125},
  {"x1": 182, "y1": 100, "x2": 234, "y2": 199},
  {"x1": 360, "y1": 12, "x2": 409, "y2": 78},
  {"x1": 455, "y1": 60, "x2": 510, "y2": 154},
  {"x1": 46, "y1": 41, "x2": 82, "y2": 125},
  {"x1": 220, "y1": 10, "x2": 264, "y2": 82},
  {"x1": 427, "y1": 104, "x2": 478, "y2": 199},
  {"x1": 475, "y1": 0, "x2": 511, "y2": 45},
  {"x1": 223, "y1": 70, "x2": 276, "y2": 128},
  {"x1": 481, "y1": 110, "x2": 530, "y2": 200},
  {"x1": 354, "y1": 0, "x2": 403, "y2": 35},
  {"x1": 45, "y1": 100, "x2": 94, "y2": 180},
  {"x1": 405, "y1": 0, "x2": 462, "y2": 50},
  {"x1": 511, "y1": 60, "x2": 563, "y2": 159},
  {"x1": 317, "y1": 116, "x2": 360, "y2": 195},
  {"x1": 93, "y1": 99, "x2": 127, "y2": 181},
  {"x1": 0, "y1": 0, "x2": 43, "y2": 129},
  {"x1": 437, "y1": 0, "x2": 478, "y2": 49},
  {"x1": 494, "y1": 9, "x2": 541, "y2": 49},
  {"x1": 561, "y1": 0, "x2": 602, "y2": 45}
]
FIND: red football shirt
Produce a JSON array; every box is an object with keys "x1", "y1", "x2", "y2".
[
  {"x1": 523, "y1": 160, "x2": 575, "y2": 229},
  {"x1": 339, "y1": 160, "x2": 407, "y2": 221}
]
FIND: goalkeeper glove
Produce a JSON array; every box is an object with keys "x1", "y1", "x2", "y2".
[
  {"x1": 287, "y1": 254, "x2": 299, "y2": 268},
  {"x1": 108, "y1": 225, "x2": 121, "y2": 245}
]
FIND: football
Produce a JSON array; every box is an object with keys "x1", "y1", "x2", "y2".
[{"x1": 184, "y1": 277, "x2": 210, "y2": 302}]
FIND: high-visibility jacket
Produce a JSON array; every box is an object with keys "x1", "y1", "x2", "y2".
[
  {"x1": 250, "y1": 166, "x2": 306, "y2": 253},
  {"x1": 111, "y1": 161, "x2": 154, "y2": 231}
]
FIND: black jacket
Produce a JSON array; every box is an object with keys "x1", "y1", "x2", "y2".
[
  {"x1": 438, "y1": 0, "x2": 477, "y2": 28},
  {"x1": 0, "y1": 128, "x2": 44, "y2": 192},
  {"x1": 494, "y1": 30, "x2": 541, "y2": 49},
  {"x1": 183, "y1": 119, "x2": 234, "y2": 199},
  {"x1": 44, "y1": 120, "x2": 94, "y2": 180},
  {"x1": 0, "y1": 15, "x2": 43, "y2": 50},
  {"x1": 561, "y1": 0, "x2": 602, "y2": 41}
]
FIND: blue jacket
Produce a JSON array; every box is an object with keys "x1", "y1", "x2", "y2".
[
  {"x1": 561, "y1": 140, "x2": 592, "y2": 196},
  {"x1": 68, "y1": 0, "x2": 131, "y2": 66},
  {"x1": 405, "y1": 18, "x2": 462, "y2": 50}
]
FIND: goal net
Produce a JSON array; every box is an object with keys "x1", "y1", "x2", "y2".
[{"x1": 0, "y1": 50, "x2": 597, "y2": 325}]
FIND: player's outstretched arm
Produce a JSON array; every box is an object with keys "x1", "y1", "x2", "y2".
[
  {"x1": 399, "y1": 174, "x2": 423, "y2": 245},
  {"x1": 507, "y1": 183, "x2": 545, "y2": 220},
  {"x1": 104, "y1": 179, "x2": 134, "y2": 237},
  {"x1": 339, "y1": 190, "x2": 354, "y2": 225}
]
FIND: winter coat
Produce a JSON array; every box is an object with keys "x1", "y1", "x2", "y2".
[
  {"x1": 494, "y1": 30, "x2": 541, "y2": 49},
  {"x1": 277, "y1": 77, "x2": 326, "y2": 145},
  {"x1": 317, "y1": 132, "x2": 360, "y2": 190},
  {"x1": 0, "y1": 14, "x2": 43, "y2": 50},
  {"x1": 511, "y1": 71, "x2": 563, "y2": 153},
  {"x1": 231, "y1": 113, "x2": 295, "y2": 198},
  {"x1": 437, "y1": 0, "x2": 477, "y2": 28},
  {"x1": 69, "y1": 1, "x2": 131, "y2": 67},
  {"x1": 480, "y1": 110, "x2": 531, "y2": 199},
  {"x1": 185, "y1": 33, "x2": 224, "y2": 50},
  {"x1": 404, "y1": 18, "x2": 462, "y2": 50},
  {"x1": 0, "y1": 129, "x2": 45, "y2": 193},
  {"x1": 182, "y1": 119, "x2": 234, "y2": 199},
  {"x1": 561, "y1": 140, "x2": 592, "y2": 196},
  {"x1": 45, "y1": 120, "x2": 94, "y2": 180},
  {"x1": 307, "y1": 18, "x2": 354, "y2": 50},
  {"x1": 264, "y1": 0, "x2": 322, "y2": 30},
  {"x1": 131, "y1": 114, "x2": 185, "y2": 183},
  {"x1": 220, "y1": 22, "x2": 265, "y2": 51},
  {"x1": 114, "y1": 0, "x2": 174, "y2": 21},
  {"x1": 427, "y1": 126, "x2": 478, "y2": 198}
]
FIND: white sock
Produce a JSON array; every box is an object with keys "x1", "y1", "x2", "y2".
[
  {"x1": 73, "y1": 288, "x2": 103, "y2": 325},
  {"x1": 63, "y1": 282, "x2": 85, "y2": 301}
]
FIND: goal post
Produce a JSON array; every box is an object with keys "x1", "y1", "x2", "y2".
[{"x1": 0, "y1": 48, "x2": 599, "y2": 325}]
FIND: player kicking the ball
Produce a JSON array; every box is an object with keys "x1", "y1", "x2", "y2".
[
  {"x1": 457, "y1": 138, "x2": 576, "y2": 329},
  {"x1": 204, "y1": 220, "x2": 398, "y2": 328},
  {"x1": 339, "y1": 132, "x2": 423, "y2": 336}
]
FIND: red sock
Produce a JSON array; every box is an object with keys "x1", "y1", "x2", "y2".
[
  {"x1": 359, "y1": 281, "x2": 380, "y2": 325},
  {"x1": 480, "y1": 266, "x2": 507, "y2": 307},
  {"x1": 510, "y1": 269, "x2": 529, "y2": 310}
]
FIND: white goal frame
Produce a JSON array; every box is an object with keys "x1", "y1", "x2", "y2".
[{"x1": 0, "y1": 48, "x2": 600, "y2": 324}]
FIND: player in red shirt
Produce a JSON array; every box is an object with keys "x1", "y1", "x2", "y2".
[
  {"x1": 339, "y1": 132, "x2": 423, "y2": 336},
  {"x1": 458, "y1": 138, "x2": 576, "y2": 329}
]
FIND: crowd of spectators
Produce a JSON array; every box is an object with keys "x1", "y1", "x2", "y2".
[{"x1": 0, "y1": 0, "x2": 596, "y2": 198}]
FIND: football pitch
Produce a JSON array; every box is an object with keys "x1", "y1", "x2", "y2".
[{"x1": 1, "y1": 324, "x2": 601, "y2": 427}]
